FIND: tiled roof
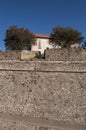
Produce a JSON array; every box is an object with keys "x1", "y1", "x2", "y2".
[{"x1": 34, "y1": 33, "x2": 50, "y2": 38}]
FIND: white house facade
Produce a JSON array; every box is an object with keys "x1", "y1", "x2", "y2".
[
  {"x1": 31, "y1": 33, "x2": 79, "y2": 54},
  {"x1": 31, "y1": 34, "x2": 53, "y2": 54}
]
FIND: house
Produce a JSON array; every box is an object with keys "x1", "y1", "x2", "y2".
[
  {"x1": 31, "y1": 33, "x2": 79, "y2": 54},
  {"x1": 31, "y1": 34, "x2": 53, "y2": 54}
]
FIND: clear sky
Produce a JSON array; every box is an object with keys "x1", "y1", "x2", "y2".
[{"x1": 0, "y1": 0, "x2": 86, "y2": 50}]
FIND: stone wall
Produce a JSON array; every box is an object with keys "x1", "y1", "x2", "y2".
[
  {"x1": 0, "y1": 61, "x2": 86, "y2": 129},
  {"x1": 45, "y1": 48, "x2": 86, "y2": 61},
  {"x1": 0, "y1": 51, "x2": 37, "y2": 61},
  {"x1": 0, "y1": 51, "x2": 21, "y2": 60}
]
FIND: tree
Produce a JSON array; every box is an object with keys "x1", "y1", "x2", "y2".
[
  {"x1": 4, "y1": 26, "x2": 36, "y2": 50},
  {"x1": 50, "y1": 26, "x2": 84, "y2": 48}
]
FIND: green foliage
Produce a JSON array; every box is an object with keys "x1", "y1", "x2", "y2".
[
  {"x1": 4, "y1": 26, "x2": 36, "y2": 50},
  {"x1": 50, "y1": 26, "x2": 84, "y2": 48}
]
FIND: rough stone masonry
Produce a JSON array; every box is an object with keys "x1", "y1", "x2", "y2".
[{"x1": 0, "y1": 60, "x2": 86, "y2": 130}]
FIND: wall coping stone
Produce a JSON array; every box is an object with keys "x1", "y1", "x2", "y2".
[{"x1": 0, "y1": 61, "x2": 86, "y2": 72}]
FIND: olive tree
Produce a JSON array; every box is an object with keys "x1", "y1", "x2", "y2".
[
  {"x1": 50, "y1": 26, "x2": 84, "y2": 48},
  {"x1": 4, "y1": 26, "x2": 36, "y2": 50}
]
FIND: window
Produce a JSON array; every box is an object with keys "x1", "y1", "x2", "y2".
[
  {"x1": 35, "y1": 42, "x2": 37, "y2": 46},
  {"x1": 38, "y1": 40, "x2": 41, "y2": 49}
]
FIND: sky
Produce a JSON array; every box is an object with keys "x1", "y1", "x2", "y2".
[{"x1": 0, "y1": 0, "x2": 86, "y2": 50}]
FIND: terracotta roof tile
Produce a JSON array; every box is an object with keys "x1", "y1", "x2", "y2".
[{"x1": 34, "y1": 33, "x2": 50, "y2": 38}]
